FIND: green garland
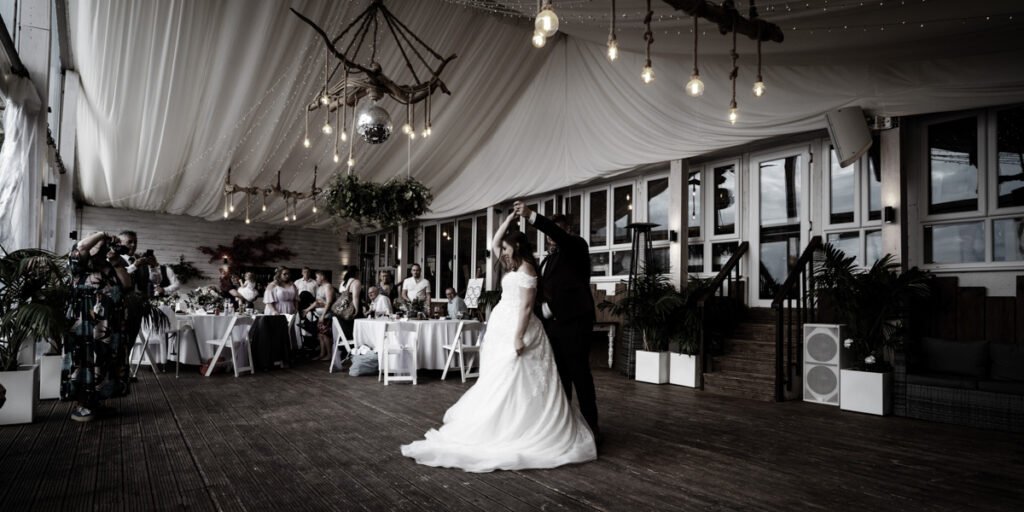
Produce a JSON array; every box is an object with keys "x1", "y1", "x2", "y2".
[
  {"x1": 169, "y1": 255, "x2": 207, "y2": 285},
  {"x1": 321, "y1": 173, "x2": 432, "y2": 227}
]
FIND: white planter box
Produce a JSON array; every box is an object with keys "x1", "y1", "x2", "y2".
[
  {"x1": 669, "y1": 353, "x2": 699, "y2": 387},
  {"x1": 840, "y1": 369, "x2": 892, "y2": 416},
  {"x1": 38, "y1": 354, "x2": 63, "y2": 400},
  {"x1": 635, "y1": 350, "x2": 669, "y2": 384},
  {"x1": 0, "y1": 365, "x2": 39, "y2": 425}
]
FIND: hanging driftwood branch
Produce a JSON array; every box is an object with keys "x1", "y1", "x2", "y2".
[{"x1": 661, "y1": 0, "x2": 784, "y2": 43}]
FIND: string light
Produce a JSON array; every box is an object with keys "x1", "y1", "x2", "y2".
[
  {"x1": 728, "y1": 18, "x2": 739, "y2": 124},
  {"x1": 607, "y1": 0, "x2": 618, "y2": 61},
  {"x1": 753, "y1": 18, "x2": 766, "y2": 97},
  {"x1": 686, "y1": 15, "x2": 704, "y2": 97},
  {"x1": 535, "y1": 1, "x2": 559, "y2": 38},
  {"x1": 303, "y1": 109, "x2": 311, "y2": 148},
  {"x1": 641, "y1": 0, "x2": 654, "y2": 84},
  {"x1": 532, "y1": 30, "x2": 546, "y2": 48}
]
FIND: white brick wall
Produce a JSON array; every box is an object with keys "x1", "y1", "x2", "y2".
[{"x1": 79, "y1": 206, "x2": 356, "y2": 291}]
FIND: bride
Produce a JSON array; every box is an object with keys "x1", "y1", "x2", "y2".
[{"x1": 401, "y1": 212, "x2": 597, "y2": 472}]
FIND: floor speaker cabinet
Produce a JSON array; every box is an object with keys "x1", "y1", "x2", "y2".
[
  {"x1": 802, "y1": 324, "x2": 850, "y2": 406},
  {"x1": 825, "y1": 106, "x2": 872, "y2": 168}
]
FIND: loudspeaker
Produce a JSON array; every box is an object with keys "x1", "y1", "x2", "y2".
[
  {"x1": 825, "y1": 106, "x2": 872, "y2": 168},
  {"x1": 803, "y1": 323, "x2": 849, "y2": 406}
]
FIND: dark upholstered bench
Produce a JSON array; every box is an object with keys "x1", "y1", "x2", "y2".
[{"x1": 899, "y1": 338, "x2": 1024, "y2": 432}]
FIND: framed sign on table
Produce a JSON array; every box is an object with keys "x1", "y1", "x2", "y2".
[{"x1": 464, "y1": 278, "x2": 484, "y2": 308}]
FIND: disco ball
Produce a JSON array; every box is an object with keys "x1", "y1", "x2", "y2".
[{"x1": 356, "y1": 104, "x2": 393, "y2": 144}]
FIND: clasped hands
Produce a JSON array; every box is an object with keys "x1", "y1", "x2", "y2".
[{"x1": 511, "y1": 200, "x2": 534, "y2": 220}]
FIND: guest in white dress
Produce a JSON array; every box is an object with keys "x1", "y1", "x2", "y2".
[
  {"x1": 264, "y1": 267, "x2": 298, "y2": 315},
  {"x1": 307, "y1": 270, "x2": 335, "y2": 360},
  {"x1": 401, "y1": 212, "x2": 596, "y2": 472},
  {"x1": 237, "y1": 272, "x2": 259, "y2": 304}
]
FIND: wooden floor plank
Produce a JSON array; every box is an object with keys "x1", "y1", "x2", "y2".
[{"x1": 2, "y1": 359, "x2": 1022, "y2": 512}]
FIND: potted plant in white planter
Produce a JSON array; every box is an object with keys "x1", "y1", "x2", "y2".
[
  {"x1": 814, "y1": 245, "x2": 930, "y2": 416},
  {"x1": 0, "y1": 247, "x2": 73, "y2": 424},
  {"x1": 600, "y1": 261, "x2": 681, "y2": 384}
]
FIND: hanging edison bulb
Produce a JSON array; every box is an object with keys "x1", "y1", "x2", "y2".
[
  {"x1": 753, "y1": 79, "x2": 766, "y2": 97},
  {"x1": 531, "y1": 30, "x2": 546, "y2": 48},
  {"x1": 641, "y1": 61, "x2": 655, "y2": 84},
  {"x1": 302, "y1": 109, "x2": 311, "y2": 148},
  {"x1": 535, "y1": 2, "x2": 559, "y2": 38},
  {"x1": 687, "y1": 73, "x2": 705, "y2": 97},
  {"x1": 222, "y1": 194, "x2": 229, "y2": 218},
  {"x1": 347, "y1": 157, "x2": 355, "y2": 168},
  {"x1": 261, "y1": 194, "x2": 267, "y2": 212},
  {"x1": 607, "y1": 36, "x2": 618, "y2": 61},
  {"x1": 728, "y1": 101, "x2": 739, "y2": 125}
]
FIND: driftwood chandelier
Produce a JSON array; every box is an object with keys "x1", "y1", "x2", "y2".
[
  {"x1": 222, "y1": 167, "x2": 322, "y2": 224},
  {"x1": 291, "y1": 1, "x2": 457, "y2": 169}
]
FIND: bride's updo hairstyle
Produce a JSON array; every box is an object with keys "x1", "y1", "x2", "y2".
[{"x1": 500, "y1": 230, "x2": 538, "y2": 271}]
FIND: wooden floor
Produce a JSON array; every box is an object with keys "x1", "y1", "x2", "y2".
[{"x1": 1, "y1": 361, "x2": 1022, "y2": 512}]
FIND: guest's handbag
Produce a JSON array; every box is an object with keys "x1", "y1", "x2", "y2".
[{"x1": 332, "y1": 290, "x2": 357, "y2": 320}]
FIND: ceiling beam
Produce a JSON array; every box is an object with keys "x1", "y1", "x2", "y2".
[
  {"x1": 54, "y1": 0, "x2": 74, "y2": 71},
  {"x1": 661, "y1": 0, "x2": 784, "y2": 43},
  {"x1": 0, "y1": 14, "x2": 29, "y2": 77}
]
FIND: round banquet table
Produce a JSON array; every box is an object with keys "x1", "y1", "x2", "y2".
[{"x1": 352, "y1": 318, "x2": 481, "y2": 370}]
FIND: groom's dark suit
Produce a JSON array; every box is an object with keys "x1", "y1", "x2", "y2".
[{"x1": 531, "y1": 213, "x2": 599, "y2": 435}]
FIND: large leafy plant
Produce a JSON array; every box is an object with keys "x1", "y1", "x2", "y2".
[
  {"x1": 0, "y1": 247, "x2": 73, "y2": 371},
  {"x1": 813, "y1": 244, "x2": 931, "y2": 372},
  {"x1": 599, "y1": 261, "x2": 682, "y2": 352}
]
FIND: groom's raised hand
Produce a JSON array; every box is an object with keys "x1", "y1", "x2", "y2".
[{"x1": 513, "y1": 200, "x2": 533, "y2": 219}]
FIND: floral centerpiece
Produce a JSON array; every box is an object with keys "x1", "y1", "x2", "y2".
[
  {"x1": 397, "y1": 297, "x2": 427, "y2": 319},
  {"x1": 814, "y1": 244, "x2": 931, "y2": 372},
  {"x1": 321, "y1": 173, "x2": 432, "y2": 227},
  {"x1": 184, "y1": 286, "x2": 222, "y2": 312}
]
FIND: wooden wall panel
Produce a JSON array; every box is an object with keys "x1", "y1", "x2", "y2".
[
  {"x1": 956, "y1": 287, "x2": 986, "y2": 341},
  {"x1": 984, "y1": 297, "x2": 1016, "y2": 344},
  {"x1": 80, "y1": 206, "x2": 354, "y2": 291}
]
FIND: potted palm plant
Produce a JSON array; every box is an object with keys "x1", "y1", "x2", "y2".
[
  {"x1": 600, "y1": 261, "x2": 681, "y2": 384},
  {"x1": 0, "y1": 247, "x2": 73, "y2": 424},
  {"x1": 814, "y1": 244, "x2": 931, "y2": 415}
]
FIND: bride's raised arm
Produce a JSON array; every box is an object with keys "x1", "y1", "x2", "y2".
[{"x1": 491, "y1": 211, "x2": 518, "y2": 258}]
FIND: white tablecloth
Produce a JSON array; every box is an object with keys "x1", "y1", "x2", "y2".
[{"x1": 352, "y1": 318, "x2": 481, "y2": 370}]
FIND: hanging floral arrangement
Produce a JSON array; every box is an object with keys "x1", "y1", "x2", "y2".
[{"x1": 321, "y1": 173, "x2": 432, "y2": 227}]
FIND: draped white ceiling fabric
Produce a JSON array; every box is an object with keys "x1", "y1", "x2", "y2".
[{"x1": 69, "y1": 0, "x2": 1024, "y2": 228}]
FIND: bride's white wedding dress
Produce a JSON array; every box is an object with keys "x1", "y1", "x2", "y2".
[{"x1": 401, "y1": 269, "x2": 596, "y2": 472}]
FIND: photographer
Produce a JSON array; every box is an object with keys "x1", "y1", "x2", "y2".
[{"x1": 65, "y1": 231, "x2": 134, "y2": 422}]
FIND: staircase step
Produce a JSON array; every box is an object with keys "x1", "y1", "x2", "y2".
[
  {"x1": 730, "y1": 324, "x2": 777, "y2": 342},
  {"x1": 744, "y1": 307, "x2": 778, "y2": 324},
  {"x1": 724, "y1": 339, "x2": 776, "y2": 356}
]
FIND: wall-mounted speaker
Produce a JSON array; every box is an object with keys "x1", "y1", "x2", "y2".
[
  {"x1": 803, "y1": 324, "x2": 849, "y2": 406},
  {"x1": 825, "y1": 106, "x2": 872, "y2": 168}
]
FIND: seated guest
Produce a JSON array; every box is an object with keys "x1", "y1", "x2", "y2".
[
  {"x1": 377, "y1": 269, "x2": 398, "y2": 301},
  {"x1": 366, "y1": 286, "x2": 393, "y2": 318},
  {"x1": 236, "y1": 272, "x2": 259, "y2": 304},
  {"x1": 401, "y1": 263, "x2": 431, "y2": 302},
  {"x1": 294, "y1": 266, "x2": 318, "y2": 297},
  {"x1": 264, "y1": 267, "x2": 298, "y2": 315},
  {"x1": 152, "y1": 256, "x2": 181, "y2": 297},
  {"x1": 445, "y1": 287, "x2": 468, "y2": 319},
  {"x1": 218, "y1": 265, "x2": 243, "y2": 305}
]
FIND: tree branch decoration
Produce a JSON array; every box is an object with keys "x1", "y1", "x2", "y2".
[
  {"x1": 197, "y1": 230, "x2": 296, "y2": 269},
  {"x1": 321, "y1": 173, "x2": 431, "y2": 228},
  {"x1": 169, "y1": 255, "x2": 207, "y2": 285}
]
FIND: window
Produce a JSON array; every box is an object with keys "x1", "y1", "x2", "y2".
[
  {"x1": 613, "y1": 185, "x2": 633, "y2": 245},
  {"x1": 424, "y1": 225, "x2": 437, "y2": 289},
  {"x1": 711, "y1": 242, "x2": 739, "y2": 272},
  {"x1": 564, "y1": 194, "x2": 582, "y2": 236},
  {"x1": 928, "y1": 116, "x2": 979, "y2": 215},
  {"x1": 456, "y1": 218, "x2": 473, "y2": 294},
  {"x1": 919, "y1": 106, "x2": 1024, "y2": 269},
  {"x1": 589, "y1": 190, "x2": 607, "y2": 247},
  {"x1": 474, "y1": 215, "x2": 487, "y2": 279},
  {"x1": 687, "y1": 244, "x2": 704, "y2": 273},
  {"x1": 824, "y1": 137, "x2": 884, "y2": 266},
  {"x1": 996, "y1": 108, "x2": 1024, "y2": 209},
  {"x1": 714, "y1": 164, "x2": 738, "y2": 236},
  {"x1": 647, "y1": 178, "x2": 669, "y2": 241},
  {"x1": 687, "y1": 171, "x2": 701, "y2": 239}
]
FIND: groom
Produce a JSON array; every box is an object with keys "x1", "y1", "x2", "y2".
[{"x1": 514, "y1": 201, "x2": 599, "y2": 439}]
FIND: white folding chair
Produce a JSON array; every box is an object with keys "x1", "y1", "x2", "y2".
[
  {"x1": 130, "y1": 307, "x2": 174, "y2": 377},
  {"x1": 203, "y1": 316, "x2": 255, "y2": 377},
  {"x1": 441, "y1": 322, "x2": 485, "y2": 383},
  {"x1": 380, "y1": 322, "x2": 418, "y2": 385},
  {"x1": 330, "y1": 317, "x2": 357, "y2": 373}
]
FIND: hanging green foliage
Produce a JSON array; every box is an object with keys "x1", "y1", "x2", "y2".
[{"x1": 321, "y1": 173, "x2": 432, "y2": 227}]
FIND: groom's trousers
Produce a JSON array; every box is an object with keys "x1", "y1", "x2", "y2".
[{"x1": 544, "y1": 317, "x2": 599, "y2": 435}]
